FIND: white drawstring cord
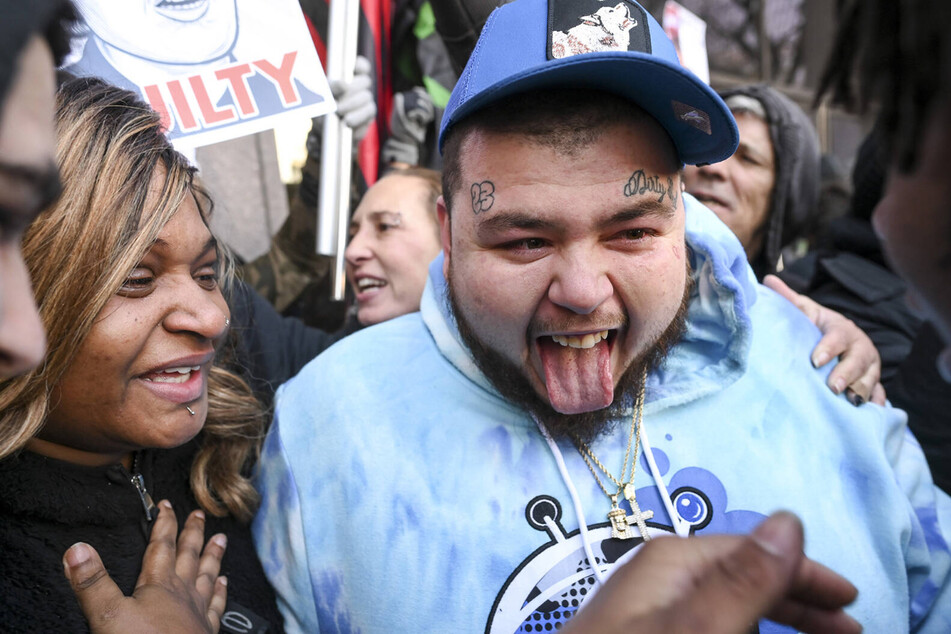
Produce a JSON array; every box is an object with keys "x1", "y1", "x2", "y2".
[
  {"x1": 533, "y1": 416, "x2": 608, "y2": 587},
  {"x1": 640, "y1": 421, "x2": 690, "y2": 538}
]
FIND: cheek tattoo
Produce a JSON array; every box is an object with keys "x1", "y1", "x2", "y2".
[
  {"x1": 624, "y1": 170, "x2": 676, "y2": 205},
  {"x1": 471, "y1": 180, "x2": 496, "y2": 214}
]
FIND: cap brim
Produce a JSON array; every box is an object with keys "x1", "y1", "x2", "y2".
[{"x1": 440, "y1": 52, "x2": 737, "y2": 166}]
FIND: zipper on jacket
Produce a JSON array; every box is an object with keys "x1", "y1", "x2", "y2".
[{"x1": 130, "y1": 452, "x2": 157, "y2": 522}]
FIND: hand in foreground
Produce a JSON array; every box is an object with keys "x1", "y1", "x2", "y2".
[
  {"x1": 62, "y1": 500, "x2": 228, "y2": 634},
  {"x1": 764, "y1": 274, "x2": 885, "y2": 406},
  {"x1": 562, "y1": 511, "x2": 861, "y2": 634}
]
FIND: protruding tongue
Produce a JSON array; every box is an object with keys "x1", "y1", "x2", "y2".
[{"x1": 538, "y1": 337, "x2": 614, "y2": 414}]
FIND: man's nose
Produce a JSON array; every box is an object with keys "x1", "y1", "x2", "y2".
[{"x1": 547, "y1": 249, "x2": 613, "y2": 315}]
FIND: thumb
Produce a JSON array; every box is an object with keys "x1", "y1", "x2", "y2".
[{"x1": 63, "y1": 542, "x2": 125, "y2": 626}]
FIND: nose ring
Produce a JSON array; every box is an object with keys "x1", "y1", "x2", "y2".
[{"x1": 224, "y1": 318, "x2": 230, "y2": 327}]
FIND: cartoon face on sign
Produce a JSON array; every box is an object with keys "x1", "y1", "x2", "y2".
[
  {"x1": 75, "y1": 0, "x2": 239, "y2": 65},
  {"x1": 551, "y1": 3, "x2": 637, "y2": 58}
]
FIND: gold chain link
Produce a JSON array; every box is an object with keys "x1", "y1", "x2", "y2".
[{"x1": 573, "y1": 368, "x2": 648, "y2": 498}]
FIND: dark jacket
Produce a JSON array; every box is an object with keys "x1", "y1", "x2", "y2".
[
  {"x1": 230, "y1": 279, "x2": 344, "y2": 404},
  {"x1": 0, "y1": 442, "x2": 282, "y2": 633}
]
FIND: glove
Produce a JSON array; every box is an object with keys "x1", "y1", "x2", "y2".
[
  {"x1": 382, "y1": 87, "x2": 436, "y2": 166},
  {"x1": 329, "y1": 55, "x2": 376, "y2": 142}
]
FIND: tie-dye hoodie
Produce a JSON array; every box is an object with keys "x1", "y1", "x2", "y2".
[{"x1": 253, "y1": 195, "x2": 951, "y2": 633}]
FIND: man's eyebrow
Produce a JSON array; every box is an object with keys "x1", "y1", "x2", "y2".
[
  {"x1": 599, "y1": 201, "x2": 677, "y2": 229},
  {"x1": 475, "y1": 211, "x2": 558, "y2": 234}
]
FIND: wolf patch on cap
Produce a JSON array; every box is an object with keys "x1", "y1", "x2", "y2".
[
  {"x1": 439, "y1": 0, "x2": 738, "y2": 166},
  {"x1": 549, "y1": 0, "x2": 650, "y2": 58}
]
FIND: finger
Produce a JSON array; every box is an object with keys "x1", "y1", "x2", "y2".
[
  {"x1": 175, "y1": 509, "x2": 207, "y2": 585},
  {"x1": 63, "y1": 542, "x2": 125, "y2": 628},
  {"x1": 870, "y1": 382, "x2": 887, "y2": 406},
  {"x1": 768, "y1": 558, "x2": 861, "y2": 634},
  {"x1": 195, "y1": 534, "x2": 228, "y2": 603},
  {"x1": 764, "y1": 275, "x2": 820, "y2": 322},
  {"x1": 206, "y1": 576, "x2": 228, "y2": 634},
  {"x1": 785, "y1": 555, "x2": 859, "y2": 609},
  {"x1": 342, "y1": 102, "x2": 377, "y2": 131},
  {"x1": 668, "y1": 512, "x2": 808, "y2": 633},
  {"x1": 830, "y1": 352, "x2": 880, "y2": 404},
  {"x1": 353, "y1": 54, "x2": 371, "y2": 75},
  {"x1": 811, "y1": 328, "x2": 849, "y2": 371},
  {"x1": 137, "y1": 500, "x2": 178, "y2": 588},
  {"x1": 767, "y1": 601, "x2": 862, "y2": 634}
]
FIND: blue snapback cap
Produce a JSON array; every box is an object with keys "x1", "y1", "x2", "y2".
[{"x1": 438, "y1": 0, "x2": 739, "y2": 166}]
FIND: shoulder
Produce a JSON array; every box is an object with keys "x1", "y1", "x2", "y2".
[
  {"x1": 274, "y1": 312, "x2": 450, "y2": 420},
  {"x1": 288, "y1": 313, "x2": 433, "y2": 381}
]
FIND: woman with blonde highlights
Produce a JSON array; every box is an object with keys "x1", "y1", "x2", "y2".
[{"x1": 0, "y1": 77, "x2": 283, "y2": 631}]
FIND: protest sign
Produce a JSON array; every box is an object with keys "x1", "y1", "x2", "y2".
[
  {"x1": 663, "y1": 1, "x2": 710, "y2": 85},
  {"x1": 64, "y1": 0, "x2": 335, "y2": 150}
]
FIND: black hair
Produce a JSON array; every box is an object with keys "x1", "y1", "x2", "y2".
[{"x1": 818, "y1": 0, "x2": 951, "y2": 171}]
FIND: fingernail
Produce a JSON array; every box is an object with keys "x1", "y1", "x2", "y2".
[
  {"x1": 160, "y1": 500, "x2": 173, "y2": 510},
  {"x1": 194, "y1": 510, "x2": 205, "y2": 521},
  {"x1": 64, "y1": 542, "x2": 92, "y2": 569},
  {"x1": 831, "y1": 378, "x2": 846, "y2": 395},
  {"x1": 219, "y1": 576, "x2": 228, "y2": 587},
  {"x1": 751, "y1": 512, "x2": 799, "y2": 558},
  {"x1": 846, "y1": 389, "x2": 865, "y2": 407},
  {"x1": 212, "y1": 534, "x2": 227, "y2": 548},
  {"x1": 811, "y1": 351, "x2": 829, "y2": 368}
]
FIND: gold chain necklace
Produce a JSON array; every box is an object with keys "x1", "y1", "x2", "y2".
[{"x1": 572, "y1": 369, "x2": 653, "y2": 541}]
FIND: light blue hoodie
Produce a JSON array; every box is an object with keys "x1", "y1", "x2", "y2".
[{"x1": 253, "y1": 195, "x2": 951, "y2": 633}]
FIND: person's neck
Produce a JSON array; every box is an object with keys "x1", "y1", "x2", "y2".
[{"x1": 26, "y1": 436, "x2": 132, "y2": 470}]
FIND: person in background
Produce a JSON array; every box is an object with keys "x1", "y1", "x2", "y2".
[
  {"x1": 344, "y1": 166, "x2": 442, "y2": 326},
  {"x1": 0, "y1": 1, "x2": 73, "y2": 384},
  {"x1": 683, "y1": 83, "x2": 884, "y2": 406},
  {"x1": 818, "y1": 0, "x2": 951, "y2": 501},
  {"x1": 0, "y1": 77, "x2": 280, "y2": 633},
  {"x1": 684, "y1": 84, "x2": 820, "y2": 279}
]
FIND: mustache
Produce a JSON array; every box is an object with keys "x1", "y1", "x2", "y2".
[{"x1": 528, "y1": 310, "x2": 629, "y2": 339}]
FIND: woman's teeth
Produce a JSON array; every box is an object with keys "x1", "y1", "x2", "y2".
[
  {"x1": 357, "y1": 278, "x2": 386, "y2": 291},
  {"x1": 143, "y1": 365, "x2": 200, "y2": 383},
  {"x1": 551, "y1": 330, "x2": 609, "y2": 349}
]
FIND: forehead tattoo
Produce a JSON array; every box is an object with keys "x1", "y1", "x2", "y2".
[
  {"x1": 623, "y1": 170, "x2": 677, "y2": 206},
  {"x1": 471, "y1": 180, "x2": 496, "y2": 214}
]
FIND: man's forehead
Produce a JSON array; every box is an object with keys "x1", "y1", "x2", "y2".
[{"x1": 460, "y1": 117, "x2": 677, "y2": 167}]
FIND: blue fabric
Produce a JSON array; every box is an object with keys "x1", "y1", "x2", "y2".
[{"x1": 253, "y1": 195, "x2": 951, "y2": 633}]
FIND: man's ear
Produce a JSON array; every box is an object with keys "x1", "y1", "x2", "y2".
[{"x1": 437, "y1": 195, "x2": 451, "y2": 278}]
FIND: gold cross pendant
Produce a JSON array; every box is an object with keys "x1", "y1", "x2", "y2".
[{"x1": 623, "y1": 484, "x2": 654, "y2": 541}]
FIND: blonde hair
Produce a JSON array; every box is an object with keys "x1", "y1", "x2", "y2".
[{"x1": 0, "y1": 78, "x2": 265, "y2": 522}]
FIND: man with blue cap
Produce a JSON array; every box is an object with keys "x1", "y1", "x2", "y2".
[{"x1": 253, "y1": 0, "x2": 951, "y2": 631}]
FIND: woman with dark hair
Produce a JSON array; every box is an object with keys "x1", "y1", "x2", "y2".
[{"x1": 0, "y1": 77, "x2": 282, "y2": 632}]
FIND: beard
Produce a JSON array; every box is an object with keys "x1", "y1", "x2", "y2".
[{"x1": 447, "y1": 263, "x2": 692, "y2": 445}]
